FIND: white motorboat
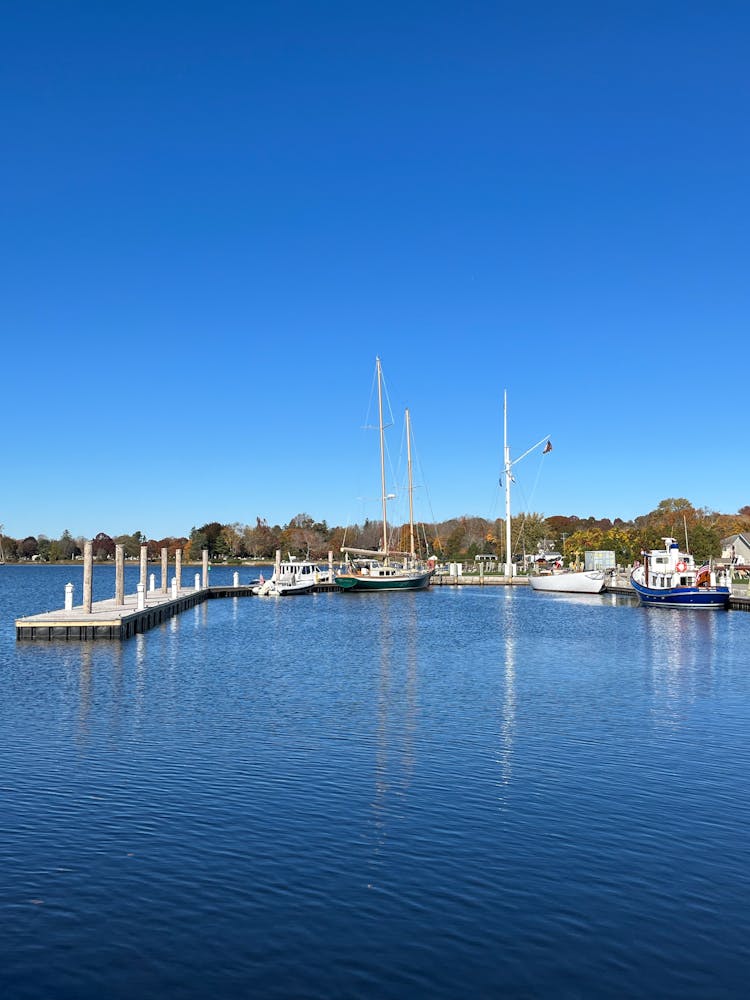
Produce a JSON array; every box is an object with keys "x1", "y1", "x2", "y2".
[
  {"x1": 528, "y1": 569, "x2": 606, "y2": 594},
  {"x1": 252, "y1": 558, "x2": 329, "y2": 597}
]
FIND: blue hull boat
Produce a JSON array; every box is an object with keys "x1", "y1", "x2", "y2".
[
  {"x1": 630, "y1": 576, "x2": 729, "y2": 609},
  {"x1": 630, "y1": 537, "x2": 730, "y2": 610}
]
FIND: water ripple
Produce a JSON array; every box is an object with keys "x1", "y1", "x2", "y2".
[{"x1": 2, "y1": 571, "x2": 750, "y2": 997}]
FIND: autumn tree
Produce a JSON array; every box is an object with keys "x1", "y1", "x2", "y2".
[
  {"x1": 219, "y1": 523, "x2": 244, "y2": 559},
  {"x1": 247, "y1": 518, "x2": 281, "y2": 559},
  {"x1": 20, "y1": 536, "x2": 39, "y2": 559},
  {"x1": 92, "y1": 532, "x2": 115, "y2": 560}
]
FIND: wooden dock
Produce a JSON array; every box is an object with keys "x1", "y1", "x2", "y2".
[
  {"x1": 16, "y1": 585, "x2": 212, "y2": 641},
  {"x1": 14, "y1": 582, "x2": 341, "y2": 641},
  {"x1": 431, "y1": 574, "x2": 529, "y2": 586}
]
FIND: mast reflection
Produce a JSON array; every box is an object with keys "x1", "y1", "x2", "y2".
[{"x1": 496, "y1": 589, "x2": 516, "y2": 798}]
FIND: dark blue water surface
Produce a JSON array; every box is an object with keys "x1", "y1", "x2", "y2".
[{"x1": 2, "y1": 565, "x2": 750, "y2": 998}]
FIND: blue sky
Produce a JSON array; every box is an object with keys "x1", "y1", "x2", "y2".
[{"x1": 2, "y1": 1, "x2": 748, "y2": 540}]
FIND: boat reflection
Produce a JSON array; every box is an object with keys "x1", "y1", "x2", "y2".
[
  {"x1": 642, "y1": 608, "x2": 721, "y2": 728},
  {"x1": 368, "y1": 594, "x2": 420, "y2": 881}
]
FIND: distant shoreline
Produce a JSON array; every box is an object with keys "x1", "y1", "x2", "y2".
[{"x1": 1, "y1": 559, "x2": 273, "y2": 567}]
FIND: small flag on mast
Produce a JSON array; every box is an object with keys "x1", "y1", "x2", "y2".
[{"x1": 542, "y1": 440, "x2": 553, "y2": 454}]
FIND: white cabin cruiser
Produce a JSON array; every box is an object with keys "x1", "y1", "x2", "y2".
[{"x1": 253, "y1": 558, "x2": 329, "y2": 597}]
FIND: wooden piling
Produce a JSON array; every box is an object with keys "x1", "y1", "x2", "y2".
[
  {"x1": 139, "y1": 543, "x2": 148, "y2": 595},
  {"x1": 115, "y1": 544, "x2": 125, "y2": 606},
  {"x1": 83, "y1": 541, "x2": 93, "y2": 613}
]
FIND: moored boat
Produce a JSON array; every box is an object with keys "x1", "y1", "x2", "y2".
[
  {"x1": 335, "y1": 358, "x2": 434, "y2": 594},
  {"x1": 335, "y1": 559, "x2": 433, "y2": 592},
  {"x1": 529, "y1": 569, "x2": 606, "y2": 594},
  {"x1": 253, "y1": 558, "x2": 328, "y2": 597},
  {"x1": 630, "y1": 538, "x2": 730, "y2": 609}
]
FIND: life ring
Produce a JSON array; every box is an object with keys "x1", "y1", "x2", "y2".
[{"x1": 676, "y1": 560, "x2": 687, "y2": 572}]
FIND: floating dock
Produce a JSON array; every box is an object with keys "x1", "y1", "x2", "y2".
[
  {"x1": 16, "y1": 585, "x2": 213, "y2": 640},
  {"x1": 14, "y1": 540, "x2": 342, "y2": 641},
  {"x1": 15, "y1": 581, "x2": 341, "y2": 641},
  {"x1": 431, "y1": 574, "x2": 529, "y2": 586}
]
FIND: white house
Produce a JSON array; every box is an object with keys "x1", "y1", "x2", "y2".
[{"x1": 721, "y1": 533, "x2": 750, "y2": 565}]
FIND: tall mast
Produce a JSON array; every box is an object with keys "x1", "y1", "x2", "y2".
[
  {"x1": 406, "y1": 407, "x2": 415, "y2": 564},
  {"x1": 376, "y1": 357, "x2": 388, "y2": 558},
  {"x1": 502, "y1": 390, "x2": 550, "y2": 577},
  {"x1": 504, "y1": 391, "x2": 513, "y2": 577}
]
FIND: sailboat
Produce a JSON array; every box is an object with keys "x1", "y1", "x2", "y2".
[
  {"x1": 335, "y1": 359, "x2": 434, "y2": 592},
  {"x1": 500, "y1": 393, "x2": 604, "y2": 595}
]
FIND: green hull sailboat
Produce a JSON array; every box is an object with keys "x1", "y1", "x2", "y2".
[
  {"x1": 334, "y1": 358, "x2": 434, "y2": 594},
  {"x1": 336, "y1": 565, "x2": 432, "y2": 591}
]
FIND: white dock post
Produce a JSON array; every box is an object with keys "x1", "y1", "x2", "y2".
[
  {"x1": 275, "y1": 549, "x2": 281, "y2": 578},
  {"x1": 65, "y1": 582, "x2": 74, "y2": 611},
  {"x1": 115, "y1": 544, "x2": 125, "y2": 606},
  {"x1": 202, "y1": 548, "x2": 209, "y2": 589},
  {"x1": 149, "y1": 572, "x2": 156, "y2": 592},
  {"x1": 137, "y1": 583, "x2": 145, "y2": 610},
  {"x1": 233, "y1": 571, "x2": 239, "y2": 587},
  {"x1": 161, "y1": 546, "x2": 168, "y2": 594},
  {"x1": 329, "y1": 549, "x2": 333, "y2": 581},
  {"x1": 195, "y1": 572, "x2": 201, "y2": 591},
  {"x1": 175, "y1": 548, "x2": 182, "y2": 590},
  {"x1": 83, "y1": 540, "x2": 93, "y2": 613},
  {"x1": 171, "y1": 577, "x2": 178, "y2": 599}
]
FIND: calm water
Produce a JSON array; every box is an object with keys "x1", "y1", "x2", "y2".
[{"x1": 2, "y1": 565, "x2": 750, "y2": 999}]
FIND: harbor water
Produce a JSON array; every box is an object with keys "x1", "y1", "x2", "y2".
[{"x1": 2, "y1": 564, "x2": 750, "y2": 998}]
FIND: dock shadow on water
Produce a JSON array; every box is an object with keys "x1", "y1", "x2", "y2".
[{"x1": 2, "y1": 566, "x2": 750, "y2": 998}]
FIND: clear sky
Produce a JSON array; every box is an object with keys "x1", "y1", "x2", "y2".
[{"x1": 2, "y1": 1, "x2": 748, "y2": 540}]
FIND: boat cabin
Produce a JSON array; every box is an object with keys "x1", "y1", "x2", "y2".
[
  {"x1": 274, "y1": 559, "x2": 322, "y2": 584},
  {"x1": 348, "y1": 559, "x2": 401, "y2": 579},
  {"x1": 642, "y1": 538, "x2": 707, "y2": 589}
]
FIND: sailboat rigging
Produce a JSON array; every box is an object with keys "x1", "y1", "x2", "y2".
[
  {"x1": 501, "y1": 391, "x2": 551, "y2": 576},
  {"x1": 503, "y1": 394, "x2": 604, "y2": 594},
  {"x1": 335, "y1": 358, "x2": 433, "y2": 592}
]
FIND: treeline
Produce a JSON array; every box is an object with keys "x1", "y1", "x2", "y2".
[{"x1": 3, "y1": 499, "x2": 749, "y2": 566}]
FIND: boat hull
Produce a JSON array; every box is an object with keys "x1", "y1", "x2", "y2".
[
  {"x1": 630, "y1": 575, "x2": 730, "y2": 609},
  {"x1": 529, "y1": 571, "x2": 605, "y2": 594},
  {"x1": 276, "y1": 582, "x2": 316, "y2": 596},
  {"x1": 335, "y1": 571, "x2": 433, "y2": 592}
]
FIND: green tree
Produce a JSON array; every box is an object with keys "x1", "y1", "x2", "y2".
[
  {"x1": 188, "y1": 528, "x2": 208, "y2": 560},
  {"x1": 687, "y1": 522, "x2": 721, "y2": 563},
  {"x1": 189, "y1": 522, "x2": 224, "y2": 559},
  {"x1": 444, "y1": 523, "x2": 465, "y2": 560},
  {"x1": 514, "y1": 512, "x2": 548, "y2": 561},
  {"x1": 114, "y1": 532, "x2": 146, "y2": 559},
  {"x1": 59, "y1": 529, "x2": 78, "y2": 560}
]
